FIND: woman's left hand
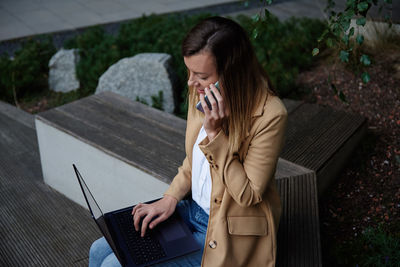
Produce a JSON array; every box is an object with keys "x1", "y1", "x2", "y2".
[{"x1": 199, "y1": 83, "x2": 229, "y2": 141}]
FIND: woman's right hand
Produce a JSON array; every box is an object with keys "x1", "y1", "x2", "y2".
[{"x1": 131, "y1": 195, "x2": 178, "y2": 237}]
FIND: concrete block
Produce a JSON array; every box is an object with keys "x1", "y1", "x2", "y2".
[{"x1": 35, "y1": 117, "x2": 169, "y2": 213}]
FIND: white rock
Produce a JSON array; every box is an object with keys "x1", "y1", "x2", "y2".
[
  {"x1": 96, "y1": 53, "x2": 177, "y2": 113},
  {"x1": 48, "y1": 49, "x2": 80, "y2": 93},
  {"x1": 349, "y1": 20, "x2": 400, "y2": 43}
]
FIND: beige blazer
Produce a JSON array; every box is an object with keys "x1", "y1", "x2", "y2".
[{"x1": 165, "y1": 90, "x2": 288, "y2": 267}]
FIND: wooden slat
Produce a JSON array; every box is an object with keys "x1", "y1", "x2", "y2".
[
  {"x1": 0, "y1": 100, "x2": 35, "y2": 129},
  {"x1": 281, "y1": 102, "x2": 366, "y2": 173},
  {"x1": 276, "y1": 172, "x2": 322, "y2": 267},
  {"x1": 0, "y1": 111, "x2": 101, "y2": 267},
  {"x1": 93, "y1": 91, "x2": 186, "y2": 134},
  {"x1": 0, "y1": 112, "x2": 38, "y2": 155},
  {"x1": 58, "y1": 93, "x2": 186, "y2": 151}
]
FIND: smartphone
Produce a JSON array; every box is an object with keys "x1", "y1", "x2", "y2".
[{"x1": 196, "y1": 81, "x2": 220, "y2": 113}]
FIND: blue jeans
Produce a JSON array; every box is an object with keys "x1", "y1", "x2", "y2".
[{"x1": 89, "y1": 199, "x2": 208, "y2": 267}]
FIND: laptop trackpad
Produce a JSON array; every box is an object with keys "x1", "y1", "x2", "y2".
[{"x1": 160, "y1": 216, "x2": 187, "y2": 242}]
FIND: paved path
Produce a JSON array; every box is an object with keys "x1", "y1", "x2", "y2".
[
  {"x1": 0, "y1": 0, "x2": 236, "y2": 42},
  {"x1": 1, "y1": 0, "x2": 397, "y2": 42}
]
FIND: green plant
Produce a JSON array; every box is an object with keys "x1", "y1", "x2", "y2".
[
  {"x1": 135, "y1": 96, "x2": 148, "y2": 105},
  {"x1": 319, "y1": 0, "x2": 393, "y2": 76},
  {"x1": 65, "y1": 27, "x2": 120, "y2": 97},
  {"x1": 47, "y1": 90, "x2": 81, "y2": 110},
  {"x1": 253, "y1": 0, "x2": 394, "y2": 101},
  {"x1": 135, "y1": 91, "x2": 164, "y2": 111},
  {"x1": 151, "y1": 90, "x2": 164, "y2": 110},
  {"x1": 236, "y1": 14, "x2": 327, "y2": 97},
  {"x1": 0, "y1": 37, "x2": 56, "y2": 106},
  {"x1": 335, "y1": 225, "x2": 400, "y2": 266}
]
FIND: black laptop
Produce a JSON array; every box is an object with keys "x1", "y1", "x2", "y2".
[{"x1": 73, "y1": 164, "x2": 201, "y2": 267}]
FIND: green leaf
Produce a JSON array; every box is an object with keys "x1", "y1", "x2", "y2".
[
  {"x1": 340, "y1": 20, "x2": 351, "y2": 32},
  {"x1": 360, "y1": 54, "x2": 371, "y2": 66},
  {"x1": 346, "y1": 0, "x2": 356, "y2": 8},
  {"x1": 349, "y1": 27, "x2": 355, "y2": 36},
  {"x1": 342, "y1": 34, "x2": 349, "y2": 45},
  {"x1": 384, "y1": 0, "x2": 392, "y2": 3},
  {"x1": 318, "y1": 29, "x2": 329, "y2": 42},
  {"x1": 252, "y1": 28, "x2": 258, "y2": 39},
  {"x1": 332, "y1": 23, "x2": 342, "y2": 37},
  {"x1": 356, "y1": 34, "x2": 364, "y2": 44},
  {"x1": 340, "y1": 50, "x2": 349, "y2": 62},
  {"x1": 357, "y1": 2, "x2": 369, "y2": 12},
  {"x1": 312, "y1": 48, "x2": 320, "y2": 56},
  {"x1": 362, "y1": 72, "x2": 370, "y2": 83},
  {"x1": 356, "y1": 17, "x2": 367, "y2": 26},
  {"x1": 344, "y1": 9, "x2": 355, "y2": 20},
  {"x1": 264, "y1": 8, "x2": 271, "y2": 18},
  {"x1": 326, "y1": 38, "x2": 334, "y2": 48},
  {"x1": 252, "y1": 14, "x2": 260, "y2": 22}
]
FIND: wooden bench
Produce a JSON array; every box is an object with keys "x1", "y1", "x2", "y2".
[
  {"x1": 1, "y1": 90, "x2": 366, "y2": 266},
  {"x1": 0, "y1": 101, "x2": 99, "y2": 266},
  {"x1": 280, "y1": 101, "x2": 367, "y2": 196}
]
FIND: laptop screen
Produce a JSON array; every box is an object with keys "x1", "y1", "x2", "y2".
[{"x1": 73, "y1": 164, "x2": 124, "y2": 263}]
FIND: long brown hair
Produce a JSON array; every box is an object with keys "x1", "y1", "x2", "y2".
[{"x1": 182, "y1": 16, "x2": 277, "y2": 152}]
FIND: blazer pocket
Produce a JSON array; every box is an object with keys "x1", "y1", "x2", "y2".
[{"x1": 227, "y1": 216, "x2": 268, "y2": 236}]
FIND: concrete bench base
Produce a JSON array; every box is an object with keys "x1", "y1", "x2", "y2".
[{"x1": 36, "y1": 118, "x2": 169, "y2": 213}]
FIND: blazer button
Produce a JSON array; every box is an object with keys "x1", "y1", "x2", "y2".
[
  {"x1": 214, "y1": 164, "x2": 219, "y2": 170},
  {"x1": 208, "y1": 240, "x2": 217, "y2": 249},
  {"x1": 214, "y1": 198, "x2": 222, "y2": 204},
  {"x1": 208, "y1": 155, "x2": 213, "y2": 161}
]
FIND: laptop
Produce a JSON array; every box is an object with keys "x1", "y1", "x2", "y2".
[{"x1": 73, "y1": 164, "x2": 201, "y2": 267}]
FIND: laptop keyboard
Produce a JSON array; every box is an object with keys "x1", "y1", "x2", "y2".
[{"x1": 115, "y1": 210, "x2": 167, "y2": 266}]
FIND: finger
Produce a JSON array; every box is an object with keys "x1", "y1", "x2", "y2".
[
  {"x1": 209, "y1": 83, "x2": 222, "y2": 100},
  {"x1": 133, "y1": 209, "x2": 144, "y2": 231},
  {"x1": 132, "y1": 203, "x2": 143, "y2": 215},
  {"x1": 209, "y1": 84, "x2": 225, "y2": 118},
  {"x1": 199, "y1": 92, "x2": 211, "y2": 116},
  {"x1": 149, "y1": 213, "x2": 167, "y2": 229},
  {"x1": 141, "y1": 214, "x2": 153, "y2": 237},
  {"x1": 131, "y1": 205, "x2": 138, "y2": 215},
  {"x1": 205, "y1": 87, "x2": 218, "y2": 112}
]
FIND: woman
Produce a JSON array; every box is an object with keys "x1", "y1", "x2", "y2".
[{"x1": 90, "y1": 16, "x2": 287, "y2": 267}]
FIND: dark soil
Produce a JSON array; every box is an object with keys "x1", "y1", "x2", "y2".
[{"x1": 296, "y1": 47, "x2": 400, "y2": 266}]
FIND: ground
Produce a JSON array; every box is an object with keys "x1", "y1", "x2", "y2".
[{"x1": 297, "y1": 46, "x2": 400, "y2": 265}]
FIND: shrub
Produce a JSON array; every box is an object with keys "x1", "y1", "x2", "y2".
[
  {"x1": 336, "y1": 225, "x2": 400, "y2": 266},
  {"x1": 65, "y1": 27, "x2": 120, "y2": 97},
  {"x1": 0, "y1": 38, "x2": 56, "y2": 105},
  {"x1": 236, "y1": 14, "x2": 327, "y2": 98}
]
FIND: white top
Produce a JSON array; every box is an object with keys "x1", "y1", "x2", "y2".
[{"x1": 191, "y1": 125, "x2": 212, "y2": 215}]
